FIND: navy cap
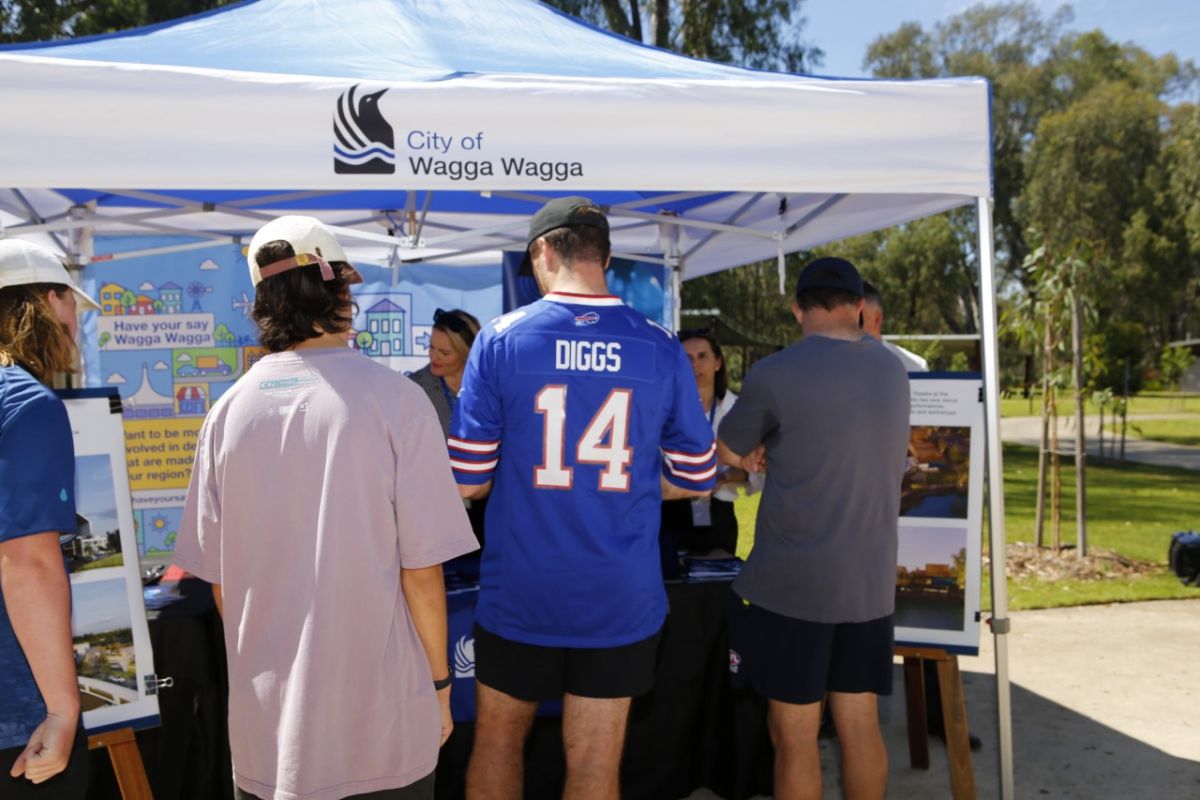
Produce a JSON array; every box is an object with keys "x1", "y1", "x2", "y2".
[
  {"x1": 795, "y1": 257, "x2": 864, "y2": 299},
  {"x1": 519, "y1": 196, "x2": 609, "y2": 275}
]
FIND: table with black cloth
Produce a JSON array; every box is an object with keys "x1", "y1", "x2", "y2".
[{"x1": 85, "y1": 568, "x2": 774, "y2": 800}]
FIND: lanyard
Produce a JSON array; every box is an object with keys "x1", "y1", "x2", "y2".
[{"x1": 439, "y1": 376, "x2": 456, "y2": 409}]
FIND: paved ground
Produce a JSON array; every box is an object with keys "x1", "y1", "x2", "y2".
[
  {"x1": 1000, "y1": 414, "x2": 1200, "y2": 471},
  {"x1": 689, "y1": 599, "x2": 1200, "y2": 799}
]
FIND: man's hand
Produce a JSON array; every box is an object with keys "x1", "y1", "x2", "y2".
[
  {"x1": 740, "y1": 445, "x2": 766, "y2": 474},
  {"x1": 437, "y1": 684, "x2": 454, "y2": 746},
  {"x1": 10, "y1": 712, "x2": 76, "y2": 783},
  {"x1": 716, "y1": 468, "x2": 749, "y2": 489}
]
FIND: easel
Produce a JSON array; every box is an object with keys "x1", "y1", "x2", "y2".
[
  {"x1": 88, "y1": 728, "x2": 153, "y2": 800},
  {"x1": 896, "y1": 645, "x2": 976, "y2": 800}
]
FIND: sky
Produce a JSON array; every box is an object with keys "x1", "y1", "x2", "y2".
[
  {"x1": 72, "y1": 578, "x2": 132, "y2": 636},
  {"x1": 804, "y1": 0, "x2": 1200, "y2": 78},
  {"x1": 898, "y1": 525, "x2": 967, "y2": 570},
  {"x1": 76, "y1": 453, "x2": 119, "y2": 535}
]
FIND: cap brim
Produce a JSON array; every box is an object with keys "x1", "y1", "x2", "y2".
[{"x1": 69, "y1": 284, "x2": 100, "y2": 311}]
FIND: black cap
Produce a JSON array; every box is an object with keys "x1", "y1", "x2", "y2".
[
  {"x1": 519, "y1": 196, "x2": 609, "y2": 275},
  {"x1": 795, "y1": 257, "x2": 864, "y2": 299}
]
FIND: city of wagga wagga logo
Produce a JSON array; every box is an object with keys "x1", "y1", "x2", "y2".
[
  {"x1": 407, "y1": 129, "x2": 583, "y2": 182},
  {"x1": 334, "y1": 85, "x2": 395, "y2": 175}
]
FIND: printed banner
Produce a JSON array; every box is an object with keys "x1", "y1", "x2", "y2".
[
  {"x1": 82, "y1": 236, "x2": 503, "y2": 564},
  {"x1": 895, "y1": 374, "x2": 986, "y2": 655},
  {"x1": 59, "y1": 390, "x2": 160, "y2": 733}
]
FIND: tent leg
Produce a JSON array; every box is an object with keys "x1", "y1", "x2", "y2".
[
  {"x1": 976, "y1": 196, "x2": 1014, "y2": 799},
  {"x1": 670, "y1": 261, "x2": 682, "y2": 332}
]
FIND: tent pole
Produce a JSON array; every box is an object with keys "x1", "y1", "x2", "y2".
[
  {"x1": 976, "y1": 196, "x2": 1014, "y2": 799},
  {"x1": 670, "y1": 261, "x2": 682, "y2": 333}
]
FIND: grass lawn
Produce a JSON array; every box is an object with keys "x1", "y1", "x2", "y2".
[
  {"x1": 999, "y1": 392, "x2": 1199, "y2": 418},
  {"x1": 1105, "y1": 418, "x2": 1200, "y2": 447},
  {"x1": 79, "y1": 553, "x2": 125, "y2": 571},
  {"x1": 732, "y1": 443, "x2": 1200, "y2": 610}
]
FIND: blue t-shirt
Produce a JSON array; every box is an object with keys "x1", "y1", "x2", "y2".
[
  {"x1": 449, "y1": 293, "x2": 716, "y2": 647},
  {"x1": 0, "y1": 365, "x2": 77, "y2": 750}
]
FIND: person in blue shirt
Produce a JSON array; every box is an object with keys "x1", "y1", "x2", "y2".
[
  {"x1": 0, "y1": 239, "x2": 99, "y2": 797},
  {"x1": 451, "y1": 197, "x2": 717, "y2": 800}
]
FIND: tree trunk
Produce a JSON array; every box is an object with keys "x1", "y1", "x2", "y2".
[
  {"x1": 1034, "y1": 322, "x2": 1051, "y2": 549},
  {"x1": 1071, "y1": 290, "x2": 1088, "y2": 558},
  {"x1": 653, "y1": 0, "x2": 670, "y2": 47},
  {"x1": 1050, "y1": 383, "x2": 1061, "y2": 552}
]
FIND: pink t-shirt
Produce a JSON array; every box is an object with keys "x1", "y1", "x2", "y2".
[{"x1": 173, "y1": 347, "x2": 478, "y2": 800}]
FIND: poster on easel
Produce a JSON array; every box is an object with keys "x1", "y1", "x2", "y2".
[
  {"x1": 57, "y1": 388, "x2": 160, "y2": 733},
  {"x1": 894, "y1": 373, "x2": 985, "y2": 656}
]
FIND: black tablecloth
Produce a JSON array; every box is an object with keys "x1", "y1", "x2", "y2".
[{"x1": 86, "y1": 578, "x2": 772, "y2": 800}]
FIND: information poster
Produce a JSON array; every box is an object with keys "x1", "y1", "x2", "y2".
[
  {"x1": 81, "y1": 236, "x2": 502, "y2": 565},
  {"x1": 59, "y1": 390, "x2": 160, "y2": 733},
  {"x1": 895, "y1": 374, "x2": 985, "y2": 655}
]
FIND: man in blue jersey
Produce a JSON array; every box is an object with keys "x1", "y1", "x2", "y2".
[{"x1": 450, "y1": 197, "x2": 717, "y2": 800}]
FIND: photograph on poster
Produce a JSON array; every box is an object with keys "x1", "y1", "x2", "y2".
[
  {"x1": 71, "y1": 577, "x2": 137, "y2": 711},
  {"x1": 64, "y1": 454, "x2": 124, "y2": 573},
  {"x1": 901, "y1": 425, "x2": 970, "y2": 519},
  {"x1": 895, "y1": 524, "x2": 968, "y2": 632}
]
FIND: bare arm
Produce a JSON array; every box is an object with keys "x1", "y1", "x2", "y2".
[
  {"x1": 212, "y1": 583, "x2": 224, "y2": 618},
  {"x1": 0, "y1": 532, "x2": 80, "y2": 783},
  {"x1": 458, "y1": 480, "x2": 491, "y2": 501},
  {"x1": 401, "y1": 564, "x2": 453, "y2": 746},
  {"x1": 718, "y1": 438, "x2": 765, "y2": 474}
]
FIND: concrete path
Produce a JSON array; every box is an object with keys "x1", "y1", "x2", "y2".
[
  {"x1": 1000, "y1": 414, "x2": 1200, "y2": 471},
  {"x1": 689, "y1": 599, "x2": 1200, "y2": 799}
]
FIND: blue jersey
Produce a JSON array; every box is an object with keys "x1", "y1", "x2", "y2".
[
  {"x1": 449, "y1": 292, "x2": 716, "y2": 647},
  {"x1": 0, "y1": 366, "x2": 77, "y2": 750}
]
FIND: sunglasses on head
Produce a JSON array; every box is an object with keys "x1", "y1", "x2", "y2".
[
  {"x1": 678, "y1": 327, "x2": 713, "y2": 341},
  {"x1": 434, "y1": 308, "x2": 471, "y2": 335}
]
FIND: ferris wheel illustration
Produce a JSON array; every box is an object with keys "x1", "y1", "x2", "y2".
[{"x1": 187, "y1": 282, "x2": 212, "y2": 312}]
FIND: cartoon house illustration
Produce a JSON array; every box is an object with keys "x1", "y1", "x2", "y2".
[
  {"x1": 363, "y1": 299, "x2": 407, "y2": 357},
  {"x1": 123, "y1": 364, "x2": 174, "y2": 419},
  {"x1": 175, "y1": 385, "x2": 207, "y2": 416},
  {"x1": 99, "y1": 282, "x2": 127, "y2": 316},
  {"x1": 133, "y1": 294, "x2": 156, "y2": 315},
  {"x1": 159, "y1": 282, "x2": 183, "y2": 314}
]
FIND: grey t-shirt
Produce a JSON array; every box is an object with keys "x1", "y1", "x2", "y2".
[{"x1": 719, "y1": 333, "x2": 910, "y2": 623}]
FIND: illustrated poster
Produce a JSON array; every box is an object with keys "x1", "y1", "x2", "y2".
[{"x1": 81, "y1": 235, "x2": 502, "y2": 566}]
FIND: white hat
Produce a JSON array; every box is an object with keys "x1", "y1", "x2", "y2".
[
  {"x1": 247, "y1": 215, "x2": 355, "y2": 287},
  {"x1": 0, "y1": 239, "x2": 100, "y2": 311}
]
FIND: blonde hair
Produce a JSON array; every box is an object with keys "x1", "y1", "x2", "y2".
[
  {"x1": 0, "y1": 284, "x2": 77, "y2": 385},
  {"x1": 433, "y1": 309, "x2": 481, "y2": 362}
]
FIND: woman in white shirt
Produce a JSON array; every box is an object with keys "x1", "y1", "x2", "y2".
[{"x1": 661, "y1": 330, "x2": 762, "y2": 555}]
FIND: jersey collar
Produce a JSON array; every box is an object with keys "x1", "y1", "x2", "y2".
[{"x1": 544, "y1": 292, "x2": 624, "y2": 307}]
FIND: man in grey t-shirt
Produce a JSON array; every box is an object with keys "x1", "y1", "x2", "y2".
[{"x1": 718, "y1": 257, "x2": 909, "y2": 800}]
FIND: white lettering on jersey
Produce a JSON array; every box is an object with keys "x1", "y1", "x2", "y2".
[{"x1": 554, "y1": 340, "x2": 622, "y2": 372}]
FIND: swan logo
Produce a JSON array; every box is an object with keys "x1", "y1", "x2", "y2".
[
  {"x1": 453, "y1": 635, "x2": 475, "y2": 678},
  {"x1": 334, "y1": 85, "x2": 395, "y2": 174}
]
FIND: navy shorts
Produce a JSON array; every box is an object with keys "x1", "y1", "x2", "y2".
[
  {"x1": 474, "y1": 623, "x2": 662, "y2": 702},
  {"x1": 727, "y1": 591, "x2": 893, "y2": 705}
]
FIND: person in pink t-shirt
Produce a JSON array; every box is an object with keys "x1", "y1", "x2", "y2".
[{"x1": 173, "y1": 216, "x2": 478, "y2": 800}]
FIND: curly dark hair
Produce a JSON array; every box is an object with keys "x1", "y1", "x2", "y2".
[{"x1": 252, "y1": 241, "x2": 355, "y2": 353}]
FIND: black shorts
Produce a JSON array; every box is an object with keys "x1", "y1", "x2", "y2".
[
  {"x1": 236, "y1": 771, "x2": 434, "y2": 800},
  {"x1": 473, "y1": 623, "x2": 663, "y2": 702},
  {"x1": 727, "y1": 591, "x2": 893, "y2": 705}
]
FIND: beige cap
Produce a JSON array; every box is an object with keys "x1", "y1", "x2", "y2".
[
  {"x1": 247, "y1": 215, "x2": 352, "y2": 287},
  {"x1": 0, "y1": 239, "x2": 100, "y2": 311}
]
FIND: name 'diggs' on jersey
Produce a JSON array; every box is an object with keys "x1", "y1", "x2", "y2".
[{"x1": 448, "y1": 294, "x2": 717, "y2": 647}]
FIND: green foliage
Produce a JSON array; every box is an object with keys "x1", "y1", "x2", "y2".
[
  {"x1": 541, "y1": 0, "x2": 822, "y2": 73},
  {"x1": 1, "y1": 0, "x2": 236, "y2": 42},
  {"x1": 1160, "y1": 344, "x2": 1197, "y2": 392}
]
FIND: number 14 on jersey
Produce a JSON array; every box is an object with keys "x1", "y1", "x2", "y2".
[{"x1": 534, "y1": 386, "x2": 633, "y2": 491}]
